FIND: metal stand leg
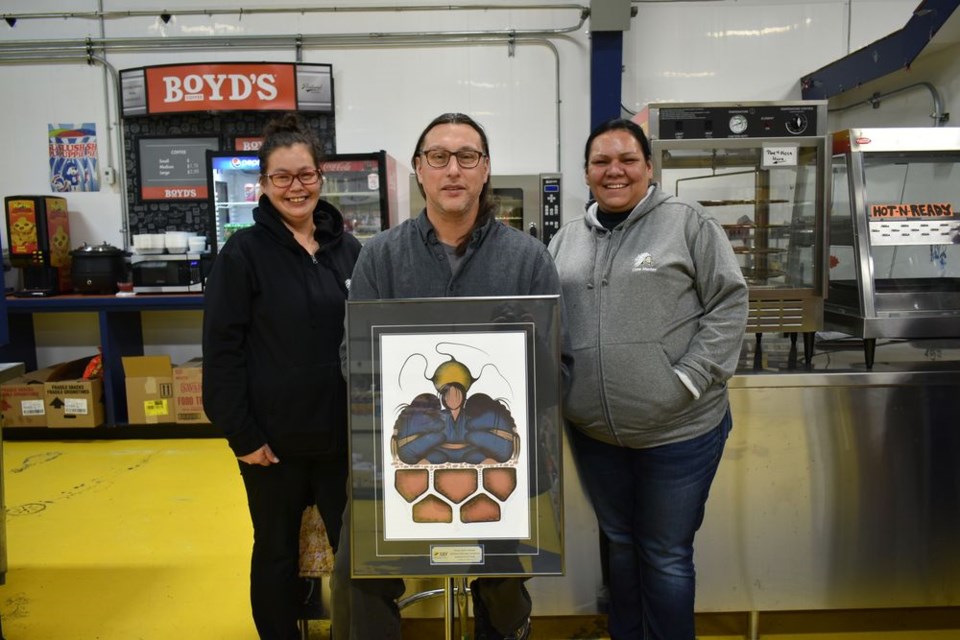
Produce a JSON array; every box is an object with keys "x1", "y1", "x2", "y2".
[
  {"x1": 864, "y1": 337, "x2": 876, "y2": 369},
  {"x1": 748, "y1": 610, "x2": 760, "y2": 640},
  {"x1": 398, "y1": 578, "x2": 471, "y2": 640},
  {"x1": 455, "y1": 577, "x2": 469, "y2": 639},
  {"x1": 803, "y1": 330, "x2": 815, "y2": 366},
  {"x1": 444, "y1": 577, "x2": 458, "y2": 640},
  {"x1": 787, "y1": 332, "x2": 798, "y2": 369}
]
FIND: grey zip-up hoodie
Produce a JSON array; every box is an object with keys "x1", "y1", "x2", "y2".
[{"x1": 548, "y1": 184, "x2": 747, "y2": 449}]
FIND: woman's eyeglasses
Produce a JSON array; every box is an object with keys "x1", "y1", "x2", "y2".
[
  {"x1": 264, "y1": 170, "x2": 322, "y2": 188},
  {"x1": 420, "y1": 148, "x2": 486, "y2": 169}
]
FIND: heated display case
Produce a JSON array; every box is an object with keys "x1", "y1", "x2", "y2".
[
  {"x1": 207, "y1": 150, "x2": 397, "y2": 252},
  {"x1": 826, "y1": 128, "x2": 960, "y2": 367},
  {"x1": 643, "y1": 101, "x2": 829, "y2": 363}
]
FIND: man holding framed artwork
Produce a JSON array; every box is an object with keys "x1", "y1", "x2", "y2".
[{"x1": 333, "y1": 112, "x2": 569, "y2": 640}]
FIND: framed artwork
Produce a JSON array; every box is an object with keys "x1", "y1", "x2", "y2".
[{"x1": 346, "y1": 296, "x2": 564, "y2": 578}]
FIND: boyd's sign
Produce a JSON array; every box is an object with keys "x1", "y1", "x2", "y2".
[{"x1": 120, "y1": 62, "x2": 333, "y2": 116}]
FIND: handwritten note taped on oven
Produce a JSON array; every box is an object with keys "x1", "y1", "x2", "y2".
[
  {"x1": 870, "y1": 203, "x2": 956, "y2": 219},
  {"x1": 761, "y1": 146, "x2": 798, "y2": 168}
]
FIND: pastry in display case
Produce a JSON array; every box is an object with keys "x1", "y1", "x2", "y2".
[
  {"x1": 642, "y1": 101, "x2": 829, "y2": 366},
  {"x1": 826, "y1": 128, "x2": 960, "y2": 368}
]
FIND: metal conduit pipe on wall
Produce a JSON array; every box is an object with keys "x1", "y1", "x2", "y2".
[
  {"x1": 828, "y1": 81, "x2": 949, "y2": 126},
  {"x1": 0, "y1": 4, "x2": 588, "y2": 22},
  {"x1": 0, "y1": 4, "x2": 581, "y2": 236}
]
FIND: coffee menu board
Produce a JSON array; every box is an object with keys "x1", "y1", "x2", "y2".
[{"x1": 138, "y1": 137, "x2": 220, "y2": 201}]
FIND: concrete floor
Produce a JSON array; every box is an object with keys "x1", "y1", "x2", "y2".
[{"x1": 1, "y1": 438, "x2": 958, "y2": 639}]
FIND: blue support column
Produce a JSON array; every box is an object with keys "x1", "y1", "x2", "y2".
[{"x1": 590, "y1": 30, "x2": 624, "y2": 130}]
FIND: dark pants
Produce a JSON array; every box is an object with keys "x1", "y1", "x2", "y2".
[
  {"x1": 569, "y1": 409, "x2": 731, "y2": 640},
  {"x1": 239, "y1": 454, "x2": 348, "y2": 640},
  {"x1": 330, "y1": 500, "x2": 531, "y2": 639}
]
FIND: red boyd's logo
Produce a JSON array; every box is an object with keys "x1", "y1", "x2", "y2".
[{"x1": 162, "y1": 73, "x2": 279, "y2": 104}]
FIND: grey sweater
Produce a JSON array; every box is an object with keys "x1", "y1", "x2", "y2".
[
  {"x1": 346, "y1": 211, "x2": 573, "y2": 384},
  {"x1": 548, "y1": 184, "x2": 748, "y2": 449},
  {"x1": 350, "y1": 210, "x2": 562, "y2": 300}
]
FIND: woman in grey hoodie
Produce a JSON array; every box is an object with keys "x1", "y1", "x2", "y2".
[{"x1": 548, "y1": 118, "x2": 748, "y2": 640}]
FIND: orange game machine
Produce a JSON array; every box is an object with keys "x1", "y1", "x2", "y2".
[{"x1": 4, "y1": 195, "x2": 72, "y2": 296}]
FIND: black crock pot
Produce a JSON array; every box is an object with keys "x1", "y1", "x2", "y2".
[{"x1": 71, "y1": 242, "x2": 128, "y2": 294}]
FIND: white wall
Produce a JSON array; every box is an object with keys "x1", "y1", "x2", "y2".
[{"x1": 3, "y1": 0, "x2": 954, "y2": 253}]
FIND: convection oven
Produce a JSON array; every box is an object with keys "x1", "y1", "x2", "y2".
[{"x1": 409, "y1": 173, "x2": 563, "y2": 245}]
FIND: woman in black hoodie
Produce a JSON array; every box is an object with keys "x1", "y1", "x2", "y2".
[{"x1": 202, "y1": 113, "x2": 361, "y2": 640}]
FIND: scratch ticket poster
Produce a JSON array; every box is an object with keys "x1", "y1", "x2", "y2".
[{"x1": 49, "y1": 123, "x2": 100, "y2": 192}]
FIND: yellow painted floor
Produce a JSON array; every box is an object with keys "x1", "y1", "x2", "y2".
[{"x1": 1, "y1": 438, "x2": 959, "y2": 640}]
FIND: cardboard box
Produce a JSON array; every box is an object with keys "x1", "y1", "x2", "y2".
[
  {"x1": 172, "y1": 358, "x2": 210, "y2": 425},
  {"x1": 0, "y1": 362, "x2": 41, "y2": 427},
  {"x1": 44, "y1": 377, "x2": 105, "y2": 428},
  {"x1": 122, "y1": 355, "x2": 174, "y2": 424},
  {"x1": 1, "y1": 358, "x2": 99, "y2": 428}
]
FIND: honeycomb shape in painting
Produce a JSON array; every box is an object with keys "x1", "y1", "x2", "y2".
[
  {"x1": 434, "y1": 468, "x2": 478, "y2": 504},
  {"x1": 395, "y1": 468, "x2": 429, "y2": 503},
  {"x1": 461, "y1": 493, "x2": 501, "y2": 523},
  {"x1": 482, "y1": 467, "x2": 517, "y2": 501},
  {"x1": 412, "y1": 494, "x2": 453, "y2": 523}
]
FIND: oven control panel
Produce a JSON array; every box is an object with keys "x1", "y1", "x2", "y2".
[
  {"x1": 652, "y1": 103, "x2": 824, "y2": 140},
  {"x1": 540, "y1": 174, "x2": 562, "y2": 246}
]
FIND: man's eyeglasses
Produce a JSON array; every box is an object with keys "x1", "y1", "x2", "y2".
[
  {"x1": 420, "y1": 148, "x2": 486, "y2": 169},
  {"x1": 263, "y1": 170, "x2": 322, "y2": 188}
]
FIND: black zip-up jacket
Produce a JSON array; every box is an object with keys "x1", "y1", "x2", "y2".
[{"x1": 202, "y1": 196, "x2": 361, "y2": 458}]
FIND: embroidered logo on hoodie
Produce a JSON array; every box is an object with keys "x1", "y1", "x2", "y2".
[{"x1": 632, "y1": 252, "x2": 657, "y2": 272}]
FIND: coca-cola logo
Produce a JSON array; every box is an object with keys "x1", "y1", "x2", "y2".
[
  {"x1": 162, "y1": 73, "x2": 279, "y2": 104},
  {"x1": 855, "y1": 137, "x2": 871, "y2": 145},
  {"x1": 320, "y1": 161, "x2": 355, "y2": 172}
]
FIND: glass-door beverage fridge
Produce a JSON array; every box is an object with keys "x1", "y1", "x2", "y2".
[
  {"x1": 319, "y1": 151, "x2": 397, "y2": 244},
  {"x1": 207, "y1": 149, "x2": 397, "y2": 252},
  {"x1": 207, "y1": 151, "x2": 260, "y2": 253}
]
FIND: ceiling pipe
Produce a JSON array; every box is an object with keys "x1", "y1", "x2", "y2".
[
  {"x1": 0, "y1": 3, "x2": 587, "y2": 22},
  {"x1": 828, "y1": 81, "x2": 949, "y2": 126}
]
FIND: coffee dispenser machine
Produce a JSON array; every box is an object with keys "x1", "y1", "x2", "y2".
[{"x1": 4, "y1": 195, "x2": 72, "y2": 296}]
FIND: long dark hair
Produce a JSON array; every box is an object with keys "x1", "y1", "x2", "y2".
[
  {"x1": 583, "y1": 118, "x2": 652, "y2": 169},
  {"x1": 412, "y1": 112, "x2": 497, "y2": 255},
  {"x1": 258, "y1": 113, "x2": 325, "y2": 177}
]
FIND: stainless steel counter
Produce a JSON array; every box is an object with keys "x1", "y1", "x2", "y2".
[{"x1": 523, "y1": 336, "x2": 960, "y2": 615}]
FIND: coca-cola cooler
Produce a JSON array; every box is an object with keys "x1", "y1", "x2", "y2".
[
  {"x1": 320, "y1": 151, "x2": 397, "y2": 243},
  {"x1": 207, "y1": 149, "x2": 397, "y2": 251}
]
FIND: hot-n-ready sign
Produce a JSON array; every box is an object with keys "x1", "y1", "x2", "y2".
[{"x1": 120, "y1": 63, "x2": 333, "y2": 116}]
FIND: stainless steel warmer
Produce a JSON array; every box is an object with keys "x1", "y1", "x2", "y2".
[
  {"x1": 644, "y1": 101, "x2": 830, "y2": 363},
  {"x1": 826, "y1": 128, "x2": 960, "y2": 367}
]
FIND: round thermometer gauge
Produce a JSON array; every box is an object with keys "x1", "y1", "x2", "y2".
[
  {"x1": 729, "y1": 114, "x2": 748, "y2": 135},
  {"x1": 786, "y1": 113, "x2": 809, "y2": 135}
]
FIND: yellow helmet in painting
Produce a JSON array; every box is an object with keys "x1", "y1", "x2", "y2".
[{"x1": 431, "y1": 358, "x2": 474, "y2": 392}]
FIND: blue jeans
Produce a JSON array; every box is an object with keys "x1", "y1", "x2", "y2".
[{"x1": 569, "y1": 409, "x2": 731, "y2": 640}]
